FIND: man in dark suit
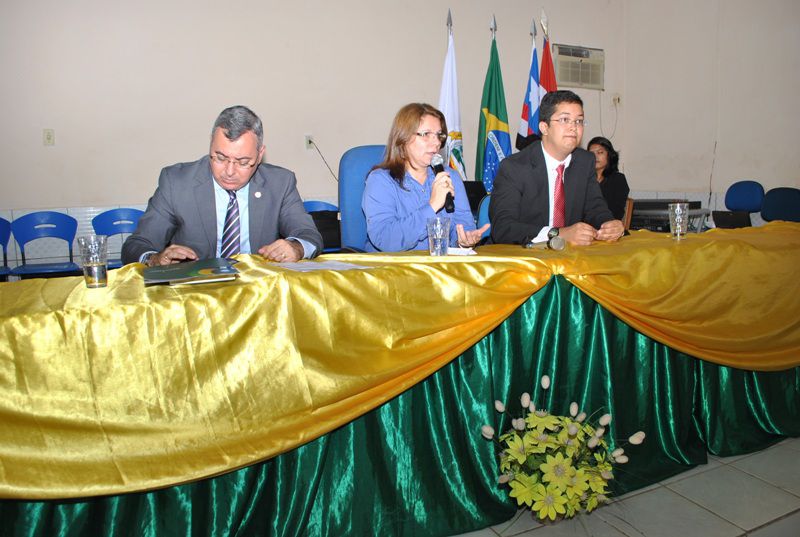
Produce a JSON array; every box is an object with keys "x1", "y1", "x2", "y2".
[
  {"x1": 489, "y1": 91, "x2": 624, "y2": 246},
  {"x1": 122, "y1": 105, "x2": 323, "y2": 266}
]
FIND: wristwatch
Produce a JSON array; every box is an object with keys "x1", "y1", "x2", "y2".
[{"x1": 547, "y1": 227, "x2": 560, "y2": 240}]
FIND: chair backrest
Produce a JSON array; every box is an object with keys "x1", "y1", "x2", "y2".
[
  {"x1": 622, "y1": 197, "x2": 634, "y2": 231},
  {"x1": 338, "y1": 145, "x2": 386, "y2": 250},
  {"x1": 725, "y1": 180, "x2": 765, "y2": 212},
  {"x1": 761, "y1": 187, "x2": 800, "y2": 222},
  {"x1": 0, "y1": 217, "x2": 10, "y2": 265},
  {"x1": 10, "y1": 211, "x2": 78, "y2": 262},
  {"x1": 92, "y1": 208, "x2": 144, "y2": 237},
  {"x1": 476, "y1": 195, "x2": 491, "y2": 239},
  {"x1": 303, "y1": 200, "x2": 338, "y2": 213}
]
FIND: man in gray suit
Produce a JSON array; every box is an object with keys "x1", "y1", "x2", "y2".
[{"x1": 122, "y1": 105, "x2": 323, "y2": 266}]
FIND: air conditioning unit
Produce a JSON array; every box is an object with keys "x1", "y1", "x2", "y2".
[{"x1": 553, "y1": 44, "x2": 605, "y2": 90}]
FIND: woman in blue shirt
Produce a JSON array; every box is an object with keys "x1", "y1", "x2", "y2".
[{"x1": 362, "y1": 103, "x2": 489, "y2": 252}]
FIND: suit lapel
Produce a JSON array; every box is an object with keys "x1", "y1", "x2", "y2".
[
  {"x1": 529, "y1": 144, "x2": 551, "y2": 223},
  {"x1": 248, "y1": 169, "x2": 269, "y2": 252},
  {"x1": 193, "y1": 161, "x2": 217, "y2": 256}
]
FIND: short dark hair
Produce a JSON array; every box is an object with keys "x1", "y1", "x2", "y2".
[
  {"x1": 212, "y1": 105, "x2": 264, "y2": 148},
  {"x1": 539, "y1": 90, "x2": 583, "y2": 124}
]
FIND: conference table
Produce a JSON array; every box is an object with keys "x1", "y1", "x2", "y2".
[{"x1": 1, "y1": 222, "x2": 799, "y2": 536}]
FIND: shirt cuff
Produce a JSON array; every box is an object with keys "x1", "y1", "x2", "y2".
[
  {"x1": 287, "y1": 237, "x2": 316, "y2": 259},
  {"x1": 139, "y1": 251, "x2": 158, "y2": 265}
]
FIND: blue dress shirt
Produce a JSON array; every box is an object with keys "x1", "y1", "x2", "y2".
[{"x1": 362, "y1": 166, "x2": 476, "y2": 252}]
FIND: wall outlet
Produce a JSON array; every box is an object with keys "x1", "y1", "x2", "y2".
[
  {"x1": 611, "y1": 93, "x2": 621, "y2": 106},
  {"x1": 304, "y1": 134, "x2": 314, "y2": 150},
  {"x1": 43, "y1": 128, "x2": 55, "y2": 146}
]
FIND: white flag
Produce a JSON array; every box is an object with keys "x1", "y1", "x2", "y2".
[{"x1": 438, "y1": 30, "x2": 467, "y2": 183}]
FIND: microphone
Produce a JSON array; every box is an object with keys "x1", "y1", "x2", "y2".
[{"x1": 431, "y1": 154, "x2": 454, "y2": 213}]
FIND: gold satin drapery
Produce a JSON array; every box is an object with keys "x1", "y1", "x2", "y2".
[{"x1": 0, "y1": 222, "x2": 798, "y2": 499}]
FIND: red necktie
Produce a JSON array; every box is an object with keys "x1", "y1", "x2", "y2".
[{"x1": 553, "y1": 163, "x2": 565, "y2": 228}]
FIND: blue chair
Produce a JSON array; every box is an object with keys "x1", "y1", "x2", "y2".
[
  {"x1": 477, "y1": 194, "x2": 491, "y2": 240},
  {"x1": 0, "y1": 217, "x2": 11, "y2": 280},
  {"x1": 303, "y1": 200, "x2": 338, "y2": 213},
  {"x1": 761, "y1": 187, "x2": 800, "y2": 222},
  {"x1": 725, "y1": 180, "x2": 765, "y2": 212},
  {"x1": 712, "y1": 180, "x2": 766, "y2": 228},
  {"x1": 303, "y1": 200, "x2": 339, "y2": 253},
  {"x1": 92, "y1": 208, "x2": 144, "y2": 268},
  {"x1": 10, "y1": 211, "x2": 80, "y2": 277},
  {"x1": 338, "y1": 145, "x2": 386, "y2": 251}
]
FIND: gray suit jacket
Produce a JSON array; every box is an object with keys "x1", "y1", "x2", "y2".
[
  {"x1": 122, "y1": 156, "x2": 323, "y2": 264},
  {"x1": 489, "y1": 142, "x2": 613, "y2": 244}
]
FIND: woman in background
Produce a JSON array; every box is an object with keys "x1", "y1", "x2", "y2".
[
  {"x1": 587, "y1": 136, "x2": 630, "y2": 221},
  {"x1": 362, "y1": 103, "x2": 489, "y2": 252}
]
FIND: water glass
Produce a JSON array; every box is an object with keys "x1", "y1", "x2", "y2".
[
  {"x1": 426, "y1": 216, "x2": 450, "y2": 256},
  {"x1": 668, "y1": 203, "x2": 690, "y2": 240},
  {"x1": 77, "y1": 234, "x2": 108, "y2": 288}
]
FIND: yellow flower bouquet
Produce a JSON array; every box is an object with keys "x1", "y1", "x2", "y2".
[{"x1": 481, "y1": 375, "x2": 645, "y2": 522}]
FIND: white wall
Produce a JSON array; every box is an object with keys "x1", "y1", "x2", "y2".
[
  {"x1": 1, "y1": 0, "x2": 797, "y2": 212},
  {"x1": 624, "y1": 0, "x2": 800, "y2": 193}
]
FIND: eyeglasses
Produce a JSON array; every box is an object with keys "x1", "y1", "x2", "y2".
[
  {"x1": 416, "y1": 131, "x2": 447, "y2": 143},
  {"x1": 210, "y1": 152, "x2": 258, "y2": 169},
  {"x1": 549, "y1": 117, "x2": 587, "y2": 127}
]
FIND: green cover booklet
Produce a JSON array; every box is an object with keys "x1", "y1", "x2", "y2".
[{"x1": 143, "y1": 258, "x2": 239, "y2": 286}]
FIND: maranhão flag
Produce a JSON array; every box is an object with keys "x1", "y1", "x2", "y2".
[{"x1": 516, "y1": 20, "x2": 542, "y2": 151}]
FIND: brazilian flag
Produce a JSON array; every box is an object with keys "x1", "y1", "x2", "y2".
[{"x1": 475, "y1": 37, "x2": 511, "y2": 193}]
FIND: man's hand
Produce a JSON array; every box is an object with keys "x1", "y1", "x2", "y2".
[
  {"x1": 259, "y1": 239, "x2": 304, "y2": 263},
  {"x1": 558, "y1": 223, "x2": 598, "y2": 246},
  {"x1": 147, "y1": 245, "x2": 199, "y2": 266},
  {"x1": 456, "y1": 223, "x2": 490, "y2": 248},
  {"x1": 596, "y1": 220, "x2": 625, "y2": 242}
]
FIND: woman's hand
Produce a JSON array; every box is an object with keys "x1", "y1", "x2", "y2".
[
  {"x1": 456, "y1": 223, "x2": 491, "y2": 248},
  {"x1": 429, "y1": 171, "x2": 454, "y2": 212}
]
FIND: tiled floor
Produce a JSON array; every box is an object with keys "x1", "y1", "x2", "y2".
[{"x1": 455, "y1": 437, "x2": 800, "y2": 537}]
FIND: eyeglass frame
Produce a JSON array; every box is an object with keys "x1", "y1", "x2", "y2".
[
  {"x1": 415, "y1": 131, "x2": 448, "y2": 144},
  {"x1": 547, "y1": 117, "x2": 587, "y2": 128},
  {"x1": 209, "y1": 151, "x2": 260, "y2": 169}
]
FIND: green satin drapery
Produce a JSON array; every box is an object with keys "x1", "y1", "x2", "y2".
[{"x1": 2, "y1": 277, "x2": 797, "y2": 537}]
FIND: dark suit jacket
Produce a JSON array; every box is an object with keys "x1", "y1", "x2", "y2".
[
  {"x1": 122, "y1": 156, "x2": 323, "y2": 264},
  {"x1": 489, "y1": 142, "x2": 613, "y2": 244}
]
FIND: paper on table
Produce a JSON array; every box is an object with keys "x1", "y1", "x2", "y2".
[
  {"x1": 274, "y1": 260, "x2": 372, "y2": 272},
  {"x1": 447, "y1": 247, "x2": 477, "y2": 256}
]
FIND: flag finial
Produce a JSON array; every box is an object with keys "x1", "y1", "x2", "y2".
[
  {"x1": 490, "y1": 14, "x2": 497, "y2": 37},
  {"x1": 446, "y1": 9, "x2": 452, "y2": 31},
  {"x1": 530, "y1": 18, "x2": 537, "y2": 38},
  {"x1": 540, "y1": 9, "x2": 549, "y2": 40}
]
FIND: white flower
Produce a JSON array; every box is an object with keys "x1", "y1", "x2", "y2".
[
  {"x1": 600, "y1": 470, "x2": 614, "y2": 480},
  {"x1": 587, "y1": 437, "x2": 599, "y2": 448},
  {"x1": 528, "y1": 402, "x2": 536, "y2": 412},
  {"x1": 599, "y1": 413, "x2": 612, "y2": 426},
  {"x1": 568, "y1": 424, "x2": 579, "y2": 436},
  {"x1": 520, "y1": 392, "x2": 531, "y2": 408},
  {"x1": 629, "y1": 431, "x2": 646, "y2": 445},
  {"x1": 615, "y1": 455, "x2": 629, "y2": 464},
  {"x1": 534, "y1": 410, "x2": 548, "y2": 418},
  {"x1": 594, "y1": 427, "x2": 606, "y2": 438},
  {"x1": 541, "y1": 375, "x2": 551, "y2": 390},
  {"x1": 598, "y1": 494, "x2": 609, "y2": 503},
  {"x1": 494, "y1": 400, "x2": 505, "y2": 413},
  {"x1": 498, "y1": 474, "x2": 510, "y2": 484},
  {"x1": 513, "y1": 418, "x2": 526, "y2": 431},
  {"x1": 481, "y1": 425, "x2": 495, "y2": 440},
  {"x1": 576, "y1": 412, "x2": 587, "y2": 423},
  {"x1": 569, "y1": 402, "x2": 579, "y2": 417},
  {"x1": 612, "y1": 448, "x2": 625, "y2": 458}
]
